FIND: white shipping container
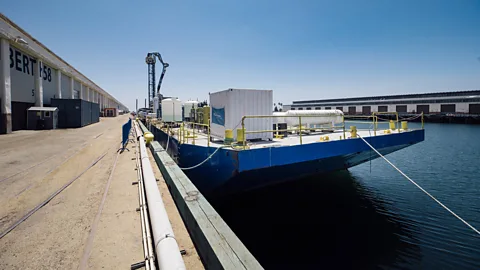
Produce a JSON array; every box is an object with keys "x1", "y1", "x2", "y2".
[
  {"x1": 161, "y1": 98, "x2": 182, "y2": 122},
  {"x1": 210, "y1": 88, "x2": 273, "y2": 141}
]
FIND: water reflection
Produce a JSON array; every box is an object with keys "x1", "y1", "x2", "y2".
[{"x1": 211, "y1": 170, "x2": 421, "y2": 269}]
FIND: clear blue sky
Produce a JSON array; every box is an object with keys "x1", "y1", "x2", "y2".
[{"x1": 3, "y1": 0, "x2": 480, "y2": 110}]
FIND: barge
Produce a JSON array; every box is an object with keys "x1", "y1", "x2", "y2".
[{"x1": 146, "y1": 89, "x2": 425, "y2": 196}]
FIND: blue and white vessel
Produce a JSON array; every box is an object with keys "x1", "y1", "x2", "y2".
[{"x1": 148, "y1": 89, "x2": 425, "y2": 196}]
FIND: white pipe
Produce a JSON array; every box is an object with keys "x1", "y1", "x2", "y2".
[
  {"x1": 134, "y1": 128, "x2": 156, "y2": 270},
  {"x1": 141, "y1": 175, "x2": 156, "y2": 269},
  {"x1": 135, "y1": 145, "x2": 151, "y2": 270},
  {"x1": 136, "y1": 122, "x2": 186, "y2": 270}
]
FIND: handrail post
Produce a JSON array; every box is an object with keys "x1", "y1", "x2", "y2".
[
  {"x1": 342, "y1": 114, "x2": 346, "y2": 139},
  {"x1": 298, "y1": 116, "x2": 303, "y2": 145},
  {"x1": 242, "y1": 117, "x2": 246, "y2": 150},
  {"x1": 207, "y1": 122, "x2": 210, "y2": 147},
  {"x1": 421, "y1": 112, "x2": 424, "y2": 129},
  {"x1": 192, "y1": 123, "x2": 196, "y2": 145},
  {"x1": 396, "y1": 112, "x2": 399, "y2": 132},
  {"x1": 179, "y1": 123, "x2": 182, "y2": 144}
]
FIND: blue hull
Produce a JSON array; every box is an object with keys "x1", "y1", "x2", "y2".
[{"x1": 150, "y1": 126, "x2": 425, "y2": 196}]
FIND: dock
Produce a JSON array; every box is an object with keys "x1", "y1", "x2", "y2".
[{"x1": 0, "y1": 115, "x2": 262, "y2": 269}]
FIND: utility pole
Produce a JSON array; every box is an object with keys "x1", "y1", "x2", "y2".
[
  {"x1": 136, "y1": 99, "x2": 138, "y2": 112},
  {"x1": 144, "y1": 98, "x2": 147, "y2": 108}
]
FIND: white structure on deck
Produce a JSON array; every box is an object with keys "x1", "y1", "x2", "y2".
[
  {"x1": 288, "y1": 90, "x2": 480, "y2": 115},
  {"x1": 0, "y1": 13, "x2": 128, "y2": 134}
]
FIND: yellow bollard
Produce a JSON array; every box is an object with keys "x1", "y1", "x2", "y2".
[
  {"x1": 144, "y1": 132, "x2": 154, "y2": 145},
  {"x1": 225, "y1": 129, "x2": 233, "y2": 145},
  {"x1": 237, "y1": 128, "x2": 246, "y2": 145},
  {"x1": 389, "y1": 120, "x2": 396, "y2": 130},
  {"x1": 401, "y1": 121, "x2": 408, "y2": 131},
  {"x1": 350, "y1": 126, "x2": 357, "y2": 138}
]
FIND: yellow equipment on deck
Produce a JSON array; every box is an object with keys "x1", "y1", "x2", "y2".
[
  {"x1": 224, "y1": 129, "x2": 233, "y2": 145},
  {"x1": 237, "y1": 128, "x2": 246, "y2": 144},
  {"x1": 350, "y1": 126, "x2": 357, "y2": 138},
  {"x1": 144, "y1": 132, "x2": 154, "y2": 145},
  {"x1": 389, "y1": 120, "x2": 396, "y2": 130}
]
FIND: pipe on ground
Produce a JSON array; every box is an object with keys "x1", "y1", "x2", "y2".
[{"x1": 136, "y1": 122, "x2": 186, "y2": 270}]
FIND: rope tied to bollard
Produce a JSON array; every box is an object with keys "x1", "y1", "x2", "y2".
[{"x1": 357, "y1": 134, "x2": 480, "y2": 235}]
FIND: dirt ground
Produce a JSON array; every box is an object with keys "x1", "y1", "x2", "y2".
[{"x1": 0, "y1": 115, "x2": 201, "y2": 269}]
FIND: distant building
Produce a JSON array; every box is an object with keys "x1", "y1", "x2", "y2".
[{"x1": 287, "y1": 90, "x2": 480, "y2": 115}]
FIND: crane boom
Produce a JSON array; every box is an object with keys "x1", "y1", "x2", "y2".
[{"x1": 145, "y1": 52, "x2": 169, "y2": 108}]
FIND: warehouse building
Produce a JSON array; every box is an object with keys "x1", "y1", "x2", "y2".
[
  {"x1": 0, "y1": 13, "x2": 128, "y2": 134},
  {"x1": 288, "y1": 90, "x2": 480, "y2": 115}
]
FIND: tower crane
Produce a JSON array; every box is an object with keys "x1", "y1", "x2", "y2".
[{"x1": 145, "y1": 52, "x2": 169, "y2": 108}]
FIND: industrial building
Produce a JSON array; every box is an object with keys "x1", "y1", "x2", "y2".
[
  {"x1": 288, "y1": 90, "x2": 480, "y2": 115},
  {"x1": 0, "y1": 13, "x2": 128, "y2": 134}
]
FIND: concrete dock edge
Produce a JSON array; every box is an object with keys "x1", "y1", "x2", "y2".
[{"x1": 148, "y1": 140, "x2": 263, "y2": 270}]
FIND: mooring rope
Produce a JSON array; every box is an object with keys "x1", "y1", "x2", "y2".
[
  {"x1": 179, "y1": 146, "x2": 226, "y2": 171},
  {"x1": 162, "y1": 127, "x2": 225, "y2": 171},
  {"x1": 357, "y1": 134, "x2": 480, "y2": 235}
]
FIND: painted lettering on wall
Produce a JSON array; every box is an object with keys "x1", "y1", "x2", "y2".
[{"x1": 9, "y1": 47, "x2": 52, "y2": 82}]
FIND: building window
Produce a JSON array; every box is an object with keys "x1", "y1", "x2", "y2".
[
  {"x1": 306, "y1": 107, "x2": 312, "y2": 110},
  {"x1": 325, "y1": 107, "x2": 331, "y2": 109},
  {"x1": 291, "y1": 108, "x2": 296, "y2": 110},
  {"x1": 298, "y1": 108, "x2": 304, "y2": 110},
  {"x1": 44, "y1": 111, "x2": 51, "y2": 117},
  {"x1": 315, "y1": 107, "x2": 321, "y2": 110}
]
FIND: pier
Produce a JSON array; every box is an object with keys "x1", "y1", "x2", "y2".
[{"x1": 0, "y1": 115, "x2": 262, "y2": 269}]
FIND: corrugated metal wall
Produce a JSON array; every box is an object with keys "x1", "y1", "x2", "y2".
[
  {"x1": 51, "y1": 99, "x2": 99, "y2": 128},
  {"x1": 210, "y1": 89, "x2": 273, "y2": 141}
]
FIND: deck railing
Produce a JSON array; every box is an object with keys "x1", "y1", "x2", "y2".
[{"x1": 149, "y1": 111, "x2": 424, "y2": 150}]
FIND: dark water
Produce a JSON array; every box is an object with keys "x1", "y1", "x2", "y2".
[{"x1": 211, "y1": 122, "x2": 480, "y2": 269}]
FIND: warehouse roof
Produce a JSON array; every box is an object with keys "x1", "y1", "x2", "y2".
[{"x1": 292, "y1": 90, "x2": 480, "y2": 105}]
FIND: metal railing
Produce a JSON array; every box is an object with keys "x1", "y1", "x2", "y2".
[
  {"x1": 149, "y1": 111, "x2": 424, "y2": 151},
  {"x1": 179, "y1": 122, "x2": 211, "y2": 147},
  {"x1": 240, "y1": 115, "x2": 346, "y2": 150}
]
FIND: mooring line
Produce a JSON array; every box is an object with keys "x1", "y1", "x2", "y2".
[{"x1": 358, "y1": 134, "x2": 480, "y2": 235}]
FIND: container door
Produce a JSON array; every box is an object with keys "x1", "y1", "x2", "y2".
[
  {"x1": 396, "y1": 105, "x2": 407, "y2": 113},
  {"x1": 348, "y1": 106, "x2": 356, "y2": 115},
  {"x1": 417, "y1": 105, "x2": 429, "y2": 114},
  {"x1": 469, "y1": 104, "x2": 480, "y2": 114},
  {"x1": 362, "y1": 106, "x2": 371, "y2": 115},
  {"x1": 378, "y1": 106, "x2": 388, "y2": 112},
  {"x1": 440, "y1": 104, "x2": 455, "y2": 113}
]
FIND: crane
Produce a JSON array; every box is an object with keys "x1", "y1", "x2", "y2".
[{"x1": 145, "y1": 52, "x2": 169, "y2": 108}]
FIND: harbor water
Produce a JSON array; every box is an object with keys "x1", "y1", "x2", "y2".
[{"x1": 212, "y1": 122, "x2": 480, "y2": 269}]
